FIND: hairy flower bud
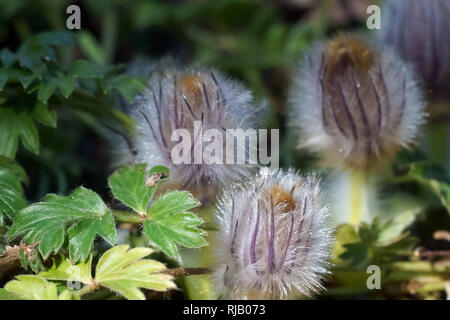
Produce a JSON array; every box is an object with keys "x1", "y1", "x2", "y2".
[
  {"x1": 380, "y1": 0, "x2": 450, "y2": 94},
  {"x1": 289, "y1": 34, "x2": 426, "y2": 169},
  {"x1": 130, "y1": 67, "x2": 263, "y2": 203},
  {"x1": 213, "y1": 167, "x2": 334, "y2": 299}
]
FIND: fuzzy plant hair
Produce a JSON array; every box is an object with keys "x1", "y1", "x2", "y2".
[
  {"x1": 213, "y1": 167, "x2": 334, "y2": 299},
  {"x1": 380, "y1": 0, "x2": 450, "y2": 94},
  {"x1": 127, "y1": 67, "x2": 264, "y2": 203},
  {"x1": 289, "y1": 34, "x2": 426, "y2": 170}
]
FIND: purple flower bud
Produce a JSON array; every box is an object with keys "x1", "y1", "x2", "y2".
[
  {"x1": 290, "y1": 34, "x2": 426, "y2": 169},
  {"x1": 213, "y1": 167, "x2": 334, "y2": 299},
  {"x1": 380, "y1": 0, "x2": 450, "y2": 94},
  {"x1": 130, "y1": 67, "x2": 263, "y2": 203}
]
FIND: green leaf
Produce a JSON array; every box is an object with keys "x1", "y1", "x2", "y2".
[
  {"x1": 67, "y1": 211, "x2": 116, "y2": 261},
  {"x1": 0, "y1": 67, "x2": 39, "y2": 89},
  {"x1": 77, "y1": 31, "x2": 106, "y2": 66},
  {"x1": 8, "y1": 187, "x2": 116, "y2": 260},
  {"x1": 4, "y1": 275, "x2": 58, "y2": 300},
  {"x1": 104, "y1": 74, "x2": 146, "y2": 103},
  {"x1": 4, "y1": 275, "x2": 79, "y2": 300},
  {"x1": 58, "y1": 290, "x2": 80, "y2": 300},
  {"x1": 0, "y1": 229, "x2": 6, "y2": 255},
  {"x1": 35, "y1": 31, "x2": 76, "y2": 46},
  {"x1": 0, "y1": 107, "x2": 39, "y2": 158},
  {"x1": 39, "y1": 256, "x2": 94, "y2": 285},
  {"x1": 337, "y1": 218, "x2": 417, "y2": 269},
  {"x1": 95, "y1": 245, "x2": 176, "y2": 300},
  {"x1": 32, "y1": 100, "x2": 57, "y2": 128},
  {"x1": 144, "y1": 191, "x2": 205, "y2": 258},
  {"x1": 37, "y1": 77, "x2": 58, "y2": 103},
  {"x1": 0, "y1": 156, "x2": 28, "y2": 184},
  {"x1": 0, "y1": 288, "x2": 22, "y2": 300},
  {"x1": 57, "y1": 75, "x2": 75, "y2": 98},
  {"x1": 108, "y1": 164, "x2": 167, "y2": 216},
  {"x1": 17, "y1": 71, "x2": 37, "y2": 89},
  {"x1": 378, "y1": 195, "x2": 424, "y2": 242},
  {"x1": 148, "y1": 190, "x2": 200, "y2": 218},
  {"x1": 406, "y1": 162, "x2": 450, "y2": 212},
  {"x1": 18, "y1": 40, "x2": 54, "y2": 71},
  {"x1": 70, "y1": 60, "x2": 101, "y2": 79},
  {"x1": 0, "y1": 49, "x2": 17, "y2": 67},
  {"x1": 333, "y1": 223, "x2": 359, "y2": 265},
  {"x1": 0, "y1": 162, "x2": 27, "y2": 221}
]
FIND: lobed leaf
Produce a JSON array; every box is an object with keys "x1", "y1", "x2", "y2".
[
  {"x1": 4, "y1": 275, "x2": 79, "y2": 300},
  {"x1": 144, "y1": 191, "x2": 205, "y2": 258},
  {"x1": 7, "y1": 187, "x2": 116, "y2": 261},
  {"x1": 108, "y1": 164, "x2": 168, "y2": 216},
  {"x1": 95, "y1": 245, "x2": 176, "y2": 300},
  {"x1": 406, "y1": 162, "x2": 450, "y2": 213},
  {"x1": 39, "y1": 256, "x2": 94, "y2": 285},
  {"x1": 0, "y1": 107, "x2": 39, "y2": 158},
  {"x1": 0, "y1": 158, "x2": 27, "y2": 222}
]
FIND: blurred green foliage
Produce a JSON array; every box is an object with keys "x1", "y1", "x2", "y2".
[{"x1": 0, "y1": 0, "x2": 449, "y2": 300}]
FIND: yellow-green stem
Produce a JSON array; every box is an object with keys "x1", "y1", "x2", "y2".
[
  {"x1": 349, "y1": 170, "x2": 365, "y2": 225},
  {"x1": 181, "y1": 205, "x2": 216, "y2": 299}
]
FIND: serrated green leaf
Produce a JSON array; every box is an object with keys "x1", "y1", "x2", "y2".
[
  {"x1": 340, "y1": 242, "x2": 369, "y2": 270},
  {"x1": 0, "y1": 49, "x2": 17, "y2": 67},
  {"x1": 144, "y1": 191, "x2": 205, "y2": 258},
  {"x1": 70, "y1": 60, "x2": 101, "y2": 78},
  {"x1": 0, "y1": 108, "x2": 39, "y2": 157},
  {"x1": 4, "y1": 275, "x2": 79, "y2": 300},
  {"x1": 0, "y1": 156, "x2": 28, "y2": 184},
  {"x1": 0, "y1": 165, "x2": 27, "y2": 221},
  {"x1": 18, "y1": 248, "x2": 28, "y2": 269},
  {"x1": 4, "y1": 275, "x2": 58, "y2": 300},
  {"x1": 7, "y1": 187, "x2": 115, "y2": 260},
  {"x1": 406, "y1": 162, "x2": 450, "y2": 213},
  {"x1": 104, "y1": 74, "x2": 146, "y2": 103},
  {"x1": 0, "y1": 108, "x2": 33, "y2": 157},
  {"x1": 57, "y1": 75, "x2": 75, "y2": 98},
  {"x1": 18, "y1": 40, "x2": 54, "y2": 71},
  {"x1": 148, "y1": 190, "x2": 200, "y2": 218},
  {"x1": 0, "y1": 226, "x2": 7, "y2": 254},
  {"x1": 18, "y1": 72, "x2": 37, "y2": 89},
  {"x1": 37, "y1": 77, "x2": 58, "y2": 103},
  {"x1": 67, "y1": 212, "x2": 116, "y2": 261},
  {"x1": 95, "y1": 245, "x2": 176, "y2": 300},
  {"x1": 39, "y1": 256, "x2": 94, "y2": 285},
  {"x1": 108, "y1": 164, "x2": 166, "y2": 216},
  {"x1": 32, "y1": 100, "x2": 57, "y2": 128},
  {"x1": 19, "y1": 117, "x2": 39, "y2": 155},
  {"x1": 333, "y1": 223, "x2": 359, "y2": 264},
  {"x1": 0, "y1": 67, "x2": 38, "y2": 89}
]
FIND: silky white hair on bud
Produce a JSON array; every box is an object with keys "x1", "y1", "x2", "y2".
[
  {"x1": 289, "y1": 34, "x2": 426, "y2": 170},
  {"x1": 213, "y1": 167, "x2": 334, "y2": 299},
  {"x1": 130, "y1": 67, "x2": 263, "y2": 203}
]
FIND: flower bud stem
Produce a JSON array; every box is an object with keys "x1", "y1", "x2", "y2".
[{"x1": 349, "y1": 170, "x2": 366, "y2": 225}]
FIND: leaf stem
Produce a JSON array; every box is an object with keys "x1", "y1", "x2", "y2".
[
  {"x1": 76, "y1": 283, "x2": 99, "y2": 297},
  {"x1": 112, "y1": 210, "x2": 144, "y2": 224},
  {"x1": 163, "y1": 267, "x2": 212, "y2": 277}
]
